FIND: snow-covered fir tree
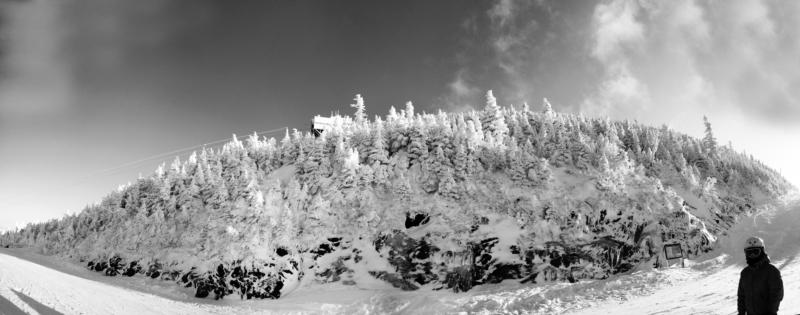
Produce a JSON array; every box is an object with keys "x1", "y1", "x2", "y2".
[
  {"x1": 703, "y1": 115, "x2": 718, "y2": 158},
  {"x1": 351, "y1": 94, "x2": 366, "y2": 127},
  {"x1": 480, "y1": 90, "x2": 509, "y2": 144}
]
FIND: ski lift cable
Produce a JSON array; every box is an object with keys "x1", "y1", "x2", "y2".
[
  {"x1": 80, "y1": 127, "x2": 288, "y2": 180},
  {"x1": 0, "y1": 127, "x2": 289, "y2": 207}
]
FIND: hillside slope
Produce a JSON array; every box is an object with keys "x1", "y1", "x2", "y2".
[
  {"x1": 2, "y1": 196, "x2": 798, "y2": 314},
  {"x1": 1, "y1": 92, "x2": 793, "y2": 299}
]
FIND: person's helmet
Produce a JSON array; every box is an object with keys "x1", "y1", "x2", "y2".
[{"x1": 744, "y1": 236, "x2": 765, "y2": 250}]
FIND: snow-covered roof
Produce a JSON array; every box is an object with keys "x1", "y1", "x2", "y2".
[{"x1": 312, "y1": 116, "x2": 333, "y2": 130}]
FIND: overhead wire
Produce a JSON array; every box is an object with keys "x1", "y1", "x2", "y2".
[
  {"x1": 80, "y1": 127, "x2": 288, "y2": 180},
  {"x1": 0, "y1": 127, "x2": 289, "y2": 207}
]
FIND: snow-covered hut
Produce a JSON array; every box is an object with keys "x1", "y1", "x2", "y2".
[{"x1": 310, "y1": 115, "x2": 333, "y2": 137}]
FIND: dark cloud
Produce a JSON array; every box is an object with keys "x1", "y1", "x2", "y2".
[{"x1": 0, "y1": 1, "x2": 72, "y2": 118}]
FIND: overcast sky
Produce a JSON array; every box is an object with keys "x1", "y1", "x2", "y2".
[{"x1": 1, "y1": 0, "x2": 798, "y2": 231}]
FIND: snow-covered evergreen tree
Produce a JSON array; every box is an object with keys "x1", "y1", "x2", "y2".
[
  {"x1": 351, "y1": 94, "x2": 366, "y2": 127},
  {"x1": 480, "y1": 90, "x2": 509, "y2": 144},
  {"x1": 404, "y1": 101, "x2": 415, "y2": 122},
  {"x1": 387, "y1": 106, "x2": 399, "y2": 124},
  {"x1": 453, "y1": 143, "x2": 469, "y2": 181},
  {"x1": 437, "y1": 167, "x2": 460, "y2": 199},
  {"x1": 280, "y1": 129, "x2": 295, "y2": 164},
  {"x1": 406, "y1": 119, "x2": 429, "y2": 165},
  {"x1": 703, "y1": 115, "x2": 718, "y2": 158},
  {"x1": 570, "y1": 130, "x2": 593, "y2": 171},
  {"x1": 542, "y1": 97, "x2": 554, "y2": 116},
  {"x1": 366, "y1": 117, "x2": 389, "y2": 165}
]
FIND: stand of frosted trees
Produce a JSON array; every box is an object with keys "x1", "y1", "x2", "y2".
[{"x1": 1, "y1": 91, "x2": 790, "y2": 271}]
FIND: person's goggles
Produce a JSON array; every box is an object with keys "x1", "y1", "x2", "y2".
[{"x1": 744, "y1": 247, "x2": 762, "y2": 256}]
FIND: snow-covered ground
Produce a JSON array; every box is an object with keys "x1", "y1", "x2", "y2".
[{"x1": 2, "y1": 197, "x2": 799, "y2": 315}]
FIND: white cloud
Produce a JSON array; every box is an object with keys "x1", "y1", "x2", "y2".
[
  {"x1": 449, "y1": 71, "x2": 476, "y2": 97},
  {"x1": 700, "y1": 0, "x2": 800, "y2": 123},
  {"x1": 441, "y1": 70, "x2": 481, "y2": 113},
  {"x1": 582, "y1": 66, "x2": 649, "y2": 118},
  {"x1": 591, "y1": 0, "x2": 644, "y2": 63},
  {"x1": 446, "y1": 0, "x2": 800, "y2": 185},
  {"x1": 488, "y1": 0, "x2": 516, "y2": 27},
  {"x1": 582, "y1": 0, "x2": 650, "y2": 118},
  {"x1": 645, "y1": 0, "x2": 710, "y2": 50},
  {"x1": 583, "y1": 0, "x2": 800, "y2": 125},
  {"x1": 581, "y1": 0, "x2": 800, "y2": 185},
  {"x1": 447, "y1": 0, "x2": 800, "y2": 126},
  {"x1": 600, "y1": 69, "x2": 646, "y2": 104},
  {"x1": 486, "y1": 0, "x2": 550, "y2": 104}
]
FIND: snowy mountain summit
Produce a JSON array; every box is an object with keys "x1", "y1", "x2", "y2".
[{"x1": 1, "y1": 91, "x2": 793, "y2": 300}]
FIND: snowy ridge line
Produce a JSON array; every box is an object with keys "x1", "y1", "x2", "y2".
[{"x1": 0, "y1": 91, "x2": 793, "y2": 303}]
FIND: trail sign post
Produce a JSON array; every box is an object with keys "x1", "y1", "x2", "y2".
[{"x1": 663, "y1": 243, "x2": 685, "y2": 268}]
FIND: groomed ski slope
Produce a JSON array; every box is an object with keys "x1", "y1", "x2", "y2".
[{"x1": 2, "y1": 197, "x2": 799, "y2": 315}]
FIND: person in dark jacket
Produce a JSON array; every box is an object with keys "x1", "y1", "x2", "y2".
[{"x1": 738, "y1": 236, "x2": 783, "y2": 315}]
